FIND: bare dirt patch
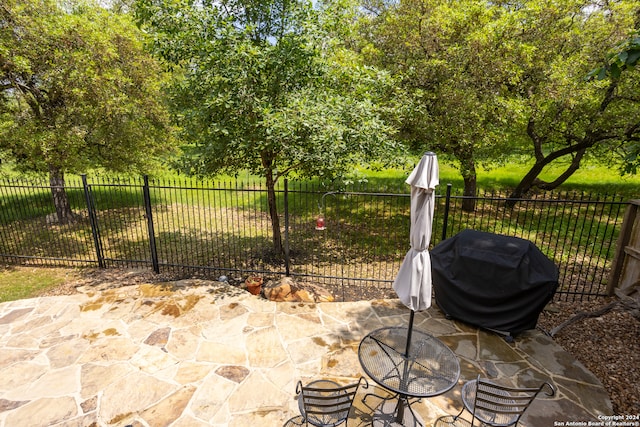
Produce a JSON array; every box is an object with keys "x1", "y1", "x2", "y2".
[{"x1": 36, "y1": 267, "x2": 640, "y2": 415}]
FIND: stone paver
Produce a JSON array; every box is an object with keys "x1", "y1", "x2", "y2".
[{"x1": 0, "y1": 281, "x2": 612, "y2": 426}]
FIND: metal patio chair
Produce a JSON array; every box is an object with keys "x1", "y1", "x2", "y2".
[
  {"x1": 434, "y1": 375, "x2": 555, "y2": 427},
  {"x1": 283, "y1": 377, "x2": 369, "y2": 427}
]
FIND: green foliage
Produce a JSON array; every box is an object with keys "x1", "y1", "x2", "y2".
[
  {"x1": 588, "y1": 32, "x2": 640, "y2": 81},
  {"x1": 134, "y1": 0, "x2": 398, "y2": 182},
  {"x1": 587, "y1": 31, "x2": 640, "y2": 175},
  {"x1": 359, "y1": 0, "x2": 518, "y2": 194},
  {"x1": 359, "y1": 0, "x2": 640, "y2": 198},
  {"x1": 135, "y1": 0, "x2": 399, "y2": 252},
  {"x1": 0, "y1": 0, "x2": 175, "y2": 176},
  {"x1": 500, "y1": 0, "x2": 640, "y2": 191}
]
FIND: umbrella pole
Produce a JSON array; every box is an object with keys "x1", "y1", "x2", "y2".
[
  {"x1": 394, "y1": 310, "x2": 416, "y2": 424},
  {"x1": 404, "y1": 310, "x2": 415, "y2": 357}
]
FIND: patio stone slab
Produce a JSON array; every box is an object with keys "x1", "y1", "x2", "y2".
[{"x1": 4, "y1": 396, "x2": 77, "y2": 426}]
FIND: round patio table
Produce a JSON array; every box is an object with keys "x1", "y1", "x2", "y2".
[{"x1": 358, "y1": 326, "x2": 460, "y2": 426}]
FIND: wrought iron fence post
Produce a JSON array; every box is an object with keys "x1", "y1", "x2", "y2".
[
  {"x1": 81, "y1": 174, "x2": 105, "y2": 268},
  {"x1": 442, "y1": 183, "x2": 452, "y2": 241},
  {"x1": 284, "y1": 179, "x2": 291, "y2": 276},
  {"x1": 143, "y1": 175, "x2": 160, "y2": 274}
]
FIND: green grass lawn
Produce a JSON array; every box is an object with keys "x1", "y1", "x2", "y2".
[
  {"x1": 0, "y1": 266, "x2": 73, "y2": 303},
  {"x1": 351, "y1": 159, "x2": 640, "y2": 198},
  {"x1": 3, "y1": 154, "x2": 639, "y2": 197}
]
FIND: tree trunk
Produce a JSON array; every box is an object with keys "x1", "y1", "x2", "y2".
[
  {"x1": 506, "y1": 149, "x2": 586, "y2": 208},
  {"x1": 48, "y1": 165, "x2": 76, "y2": 224},
  {"x1": 507, "y1": 80, "x2": 619, "y2": 208},
  {"x1": 506, "y1": 161, "x2": 546, "y2": 208},
  {"x1": 457, "y1": 149, "x2": 477, "y2": 212},
  {"x1": 461, "y1": 171, "x2": 477, "y2": 212},
  {"x1": 534, "y1": 148, "x2": 586, "y2": 190},
  {"x1": 265, "y1": 172, "x2": 283, "y2": 256},
  {"x1": 261, "y1": 153, "x2": 283, "y2": 256}
]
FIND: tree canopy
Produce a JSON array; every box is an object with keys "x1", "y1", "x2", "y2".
[
  {"x1": 0, "y1": 0, "x2": 174, "y2": 222},
  {"x1": 360, "y1": 0, "x2": 516, "y2": 209},
  {"x1": 589, "y1": 31, "x2": 640, "y2": 174},
  {"x1": 498, "y1": 0, "x2": 640, "y2": 198},
  {"x1": 359, "y1": 0, "x2": 640, "y2": 205},
  {"x1": 589, "y1": 32, "x2": 640, "y2": 81},
  {"x1": 135, "y1": 0, "x2": 399, "y2": 253},
  {"x1": 2, "y1": 0, "x2": 638, "y2": 229}
]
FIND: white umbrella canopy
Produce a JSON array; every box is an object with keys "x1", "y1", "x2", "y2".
[{"x1": 393, "y1": 152, "x2": 439, "y2": 311}]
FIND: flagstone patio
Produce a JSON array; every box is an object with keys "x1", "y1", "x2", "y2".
[{"x1": 0, "y1": 280, "x2": 612, "y2": 426}]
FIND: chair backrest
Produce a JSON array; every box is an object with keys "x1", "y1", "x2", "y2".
[
  {"x1": 469, "y1": 376, "x2": 555, "y2": 427},
  {"x1": 297, "y1": 377, "x2": 368, "y2": 427}
]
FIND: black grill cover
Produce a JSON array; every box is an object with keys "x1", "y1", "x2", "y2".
[{"x1": 431, "y1": 230, "x2": 559, "y2": 335}]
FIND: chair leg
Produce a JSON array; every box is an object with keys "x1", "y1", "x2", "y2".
[
  {"x1": 283, "y1": 415, "x2": 306, "y2": 427},
  {"x1": 433, "y1": 407, "x2": 472, "y2": 427},
  {"x1": 362, "y1": 390, "x2": 399, "y2": 412}
]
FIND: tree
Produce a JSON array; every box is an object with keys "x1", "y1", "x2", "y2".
[
  {"x1": 134, "y1": 0, "x2": 397, "y2": 255},
  {"x1": 499, "y1": 0, "x2": 640, "y2": 200},
  {"x1": 588, "y1": 31, "x2": 640, "y2": 174},
  {"x1": 0, "y1": 0, "x2": 174, "y2": 223},
  {"x1": 359, "y1": 0, "x2": 520, "y2": 210},
  {"x1": 360, "y1": 0, "x2": 640, "y2": 207}
]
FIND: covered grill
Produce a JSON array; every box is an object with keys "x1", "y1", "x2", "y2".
[{"x1": 431, "y1": 230, "x2": 559, "y2": 338}]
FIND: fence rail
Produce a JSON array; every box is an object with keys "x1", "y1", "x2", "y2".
[{"x1": 0, "y1": 176, "x2": 629, "y2": 301}]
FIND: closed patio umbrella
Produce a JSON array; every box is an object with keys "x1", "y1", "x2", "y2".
[{"x1": 393, "y1": 151, "x2": 439, "y2": 354}]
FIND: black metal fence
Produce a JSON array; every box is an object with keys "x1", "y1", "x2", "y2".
[{"x1": 0, "y1": 176, "x2": 629, "y2": 301}]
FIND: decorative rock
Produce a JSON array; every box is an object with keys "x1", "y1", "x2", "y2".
[{"x1": 263, "y1": 277, "x2": 334, "y2": 303}]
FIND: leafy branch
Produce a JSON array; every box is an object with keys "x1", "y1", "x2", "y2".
[{"x1": 587, "y1": 32, "x2": 640, "y2": 80}]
